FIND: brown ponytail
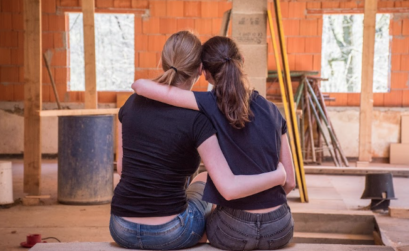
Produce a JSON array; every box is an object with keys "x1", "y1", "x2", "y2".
[
  {"x1": 154, "y1": 31, "x2": 202, "y2": 89},
  {"x1": 201, "y1": 36, "x2": 253, "y2": 129}
]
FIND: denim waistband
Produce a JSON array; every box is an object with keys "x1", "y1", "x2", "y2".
[
  {"x1": 114, "y1": 207, "x2": 189, "y2": 231},
  {"x1": 218, "y1": 203, "x2": 290, "y2": 222}
]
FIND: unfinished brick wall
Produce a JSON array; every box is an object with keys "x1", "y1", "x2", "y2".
[{"x1": 0, "y1": 0, "x2": 408, "y2": 106}]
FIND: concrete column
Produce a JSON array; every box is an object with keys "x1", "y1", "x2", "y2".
[{"x1": 232, "y1": 0, "x2": 268, "y2": 97}]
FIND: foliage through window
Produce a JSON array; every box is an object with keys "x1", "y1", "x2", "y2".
[
  {"x1": 321, "y1": 14, "x2": 390, "y2": 93},
  {"x1": 68, "y1": 13, "x2": 135, "y2": 91}
]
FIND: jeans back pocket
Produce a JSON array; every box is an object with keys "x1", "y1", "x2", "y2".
[
  {"x1": 210, "y1": 226, "x2": 247, "y2": 251},
  {"x1": 268, "y1": 225, "x2": 294, "y2": 250}
]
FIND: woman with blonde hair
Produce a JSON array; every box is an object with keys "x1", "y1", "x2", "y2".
[
  {"x1": 111, "y1": 31, "x2": 287, "y2": 250},
  {"x1": 132, "y1": 36, "x2": 296, "y2": 250}
]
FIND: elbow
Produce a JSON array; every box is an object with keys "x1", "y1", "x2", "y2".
[
  {"x1": 220, "y1": 188, "x2": 237, "y2": 201},
  {"x1": 287, "y1": 180, "x2": 296, "y2": 191},
  {"x1": 131, "y1": 80, "x2": 143, "y2": 94}
]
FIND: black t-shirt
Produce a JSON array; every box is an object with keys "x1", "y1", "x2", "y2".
[
  {"x1": 111, "y1": 94, "x2": 216, "y2": 217},
  {"x1": 194, "y1": 90, "x2": 288, "y2": 210}
]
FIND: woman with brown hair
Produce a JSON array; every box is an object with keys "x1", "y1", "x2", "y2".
[
  {"x1": 112, "y1": 31, "x2": 287, "y2": 250},
  {"x1": 132, "y1": 36, "x2": 296, "y2": 250}
]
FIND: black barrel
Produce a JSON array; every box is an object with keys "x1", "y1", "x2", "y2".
[{"x1": 58, "y1": 115, "x2": 114, "y2": 205}]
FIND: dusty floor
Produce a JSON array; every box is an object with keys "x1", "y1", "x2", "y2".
[{"x1": 0, "y1": 160, "x2": 408, "y2": 251}]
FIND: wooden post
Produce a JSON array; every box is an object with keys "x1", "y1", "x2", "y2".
[
  {"x1": 82, "y1": 0, "x2": 98, "y2": 109},
  {"x1": 24, "y1": 0, "x2": 42, "y2": 195},
  {"x1": 358, "y1": 0, "x2": 378, "y2": 163}
]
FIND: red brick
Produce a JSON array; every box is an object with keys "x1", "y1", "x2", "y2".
[
  {"x1": 54, "y1": 32, "x2": 65, "y2": 49},
  {"x1": 0, "y1": 66, "x2": 19, "y2": 82},
  {"x1": 312, "y1": 54, "x2": 321, "y2": 71},
  {"x1": 131, "y1": 0, "x2": 148, "y2": 9},
  {"x1": 135, "y1": 34, "x2": 148, "y2": 51},
  {"x1": 339, "y1": 2, "x2": 358, "y2": 9},
  {"x1": 148, "y1": 68, "x2": 162, "y2": 79},
  {"x1": 0, "y1": 31, "x2": 18, "y2": 47},
  {"x1": 378, "y1": 1, "x2": 394, "y2": 8},
  {"x1": 96, "y1": 0, "x2": 114, "y2": 8},
  {"x1": 198, "y1": 35, "x2": 211, "y2": 44},
  {"x1": 391, "y1": 72, "x2": 409, "y2": 89},
  {"x1": 322, "y1": 2, "x2": 339, "y2": 9},
  {"x1": 300, "y1": 19, "x2": 318, "y2": 36},
  {"x1": 305, "y1": 37, "x2": 322, "y2": 53},
  {"x1": 0, "y1": 48, "x2": 11, "y2": 65},
  {"x1": 42, "y1": 14, "x2": 49, "y2": 31},
  {"x1": 294, "y1": 54, "x2": 313, "y2": 71},
  {"x1": 42, "y1": 33, "x2": 54, "y2": 50},
  {"x1": 307, "y1": 2, "x2": 321, "y2": 9},
  {"x1": 395, "y1": 2, "x2": 409, "y2": 7},
  {"x1": 98, "y1": 92, "x2": 116, "y2": 103},
  {"x1": 59, "y1": 0, "x2": 79, "y2": 7},
  {"x1": 10, "y1": 48, "x2": 23, "y2": 65},
  {"x1": 42, "y1": 84, "x2": 50, "y2": 102},
  {"x1": 1, "y1": 0, "x2": 21, "y2": 13},
  {"x1": 287, "y1": 37, "x2": 305, "y2": 54},
  {"x1": 218, "y1": 2, "x2": 231, "y2": 18},
  {"x1": 177, "y1": 19, "x2": 195, "y2": 31},
  {"x1": 134, "y1": 69, "x2": 149, "y2": 80},
  {"x1": 327, "y1": 93, "x2": 348, "y2": 106},
  {"x1": 403, "y1": 90, "x2": 409, "y2": 106},
  {"x1": 48, "y1": 14, "x2": 66, "y2": 31},
  {"x1": 54, "y1": 67, "x2": 68, "y2": 84},
  {"x1": 391, "y1": 54, "x2": 401, "y2": 71},
  {"x1": 42, "y1": 0, "x2": 56, "y2": 13},
  {"x1": 392, "y1": 37, "x2": 409, "y2": 54},
  {"x1": 201, "y1": 2, "x2": 218, "y2": 18},
  {"x1": 12, "y1": 14, "x2": 23, "y2": 31},
  {"x1": 159, "y1": 18, "x2": 177, "y2": 34},
  {"x1": 139, "y1": 51, "x2": 157, "y2": 68},
  {"x1": 288, "y1": 2, "x2": 305, "y2": 19},
  {"x1": 184, "y1": 1, "x2": 201, "y2": 17},
  {"x1": 0, "y1": 13, "x2": 12, "y2": 30},
  {"x1": 279, "y1": 2, "x2": 289, "y2": 19},
  {"x1": 167, "y1": 1, "x2": 184, "y2": 18},
  {"x1": 286, "y1": 54, "x2": 296, "y2": 70},
  {"x1": 400, "y1": 55, "x2": 409, "y2": 71},
  {"x1": 403, "y1": 20, "x2": 409, "y2": 36},
  {"x1": 149, "y1": 1, "x2": 167, "y2": 16},
  {"x1": 390, "y1": 20, "x2": 402, "y2": 36},
  {"x1": 143, "y1": 17, "x2": 160, "y2": 34},
  {"x1": 212, "y1": 18, "x2": 222, "y2": 35},
  {"x1": 195, "y1": 19, "x2": 212, "y2": 35},
  {"x1": 134, "y1": 17, "x2": 142, "y2": 34},
  {"x1": 51, "y1": 50, "x2": 68, "y2": 66},
  {"x1": 373, "y1": 93, "x2": 384, "y2": 107},
  {"x1": 282, "y1": 20, "x2": 299, "y2": 36},
  {"x1": 384, "y1": 91, "x2": 403, "y2": 107},
  {"x1": 148, "y1": 35, "x2": 166, "y2": 51},
  {"x1": 347, "y1": 93, "x2": 360, "y2": 106},
  {"x1": 113, "y1": 0, "x2": 131, "y2": 8},
  {"x1": 0, "y1": 83, "x2": 14, "y2": 101}
]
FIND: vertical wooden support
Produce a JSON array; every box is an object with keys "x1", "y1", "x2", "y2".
[
  {"x1": 359, "y1": 0, "x2": 378, "y2": 162},
  {"x1": 24, "y1": 0, "x2": 42, "y2": 195},
  {"x1": 82, "y1": 0, "x2": 98, "y2": 109}
]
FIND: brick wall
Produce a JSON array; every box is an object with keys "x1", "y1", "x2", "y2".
[{"x1": 0, "y1": 0, "x2": 408, "y2": 106}]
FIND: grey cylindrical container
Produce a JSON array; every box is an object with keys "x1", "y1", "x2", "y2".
[{"x1": 58, "y1": 115, "x2": 114, "y2": 205}]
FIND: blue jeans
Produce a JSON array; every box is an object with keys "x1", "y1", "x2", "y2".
[
  {"x1": 109, "y1": 182, "x2": 208, "y2": 250},
  {"x1": 207, "y1": 203, "x2": 294, "y2": 250}
]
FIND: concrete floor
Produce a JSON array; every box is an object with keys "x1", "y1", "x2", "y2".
[{"x1": 0, "y1": 160, "x2": 409, "y2": 251}]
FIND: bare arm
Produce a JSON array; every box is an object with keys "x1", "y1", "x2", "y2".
[
  {"x1": 132, "y1": 79, "x2": 199, "y2": 110},
  {"x1": 198, "y1": 135, "x2": 286, "y2": 201},
  {"x1": 280, "y1": 134, "x2": 296, "y2": 194}
]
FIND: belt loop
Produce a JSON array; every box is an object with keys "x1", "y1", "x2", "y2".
[
  {"x1": 178, "y1": 215, "x2": 184, "y2": 227},
  {"x1": 256, "y1": 214, "x2": 261, "y2": 228}
]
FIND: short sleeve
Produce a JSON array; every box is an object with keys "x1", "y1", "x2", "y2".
[
  {"x1": 193, "y1": 91, "x2": 217, "y2": 117},
  {"x1": 281, "y1": 118, "x2": 287, "y2": 135},
  {"x1": 192, "y1": 113, "x2": 217, "y2": 148},
  {"x1": 118, "y1": 106, "x2": 124, "y2": 123}
]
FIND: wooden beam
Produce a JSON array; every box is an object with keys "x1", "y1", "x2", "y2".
[
  {"x1": 39, "y1": 108, "x2": 119, "y2": 117},
  {"x1": 389, "y1": 207, "x2": 409, "y2": 219},
  {"x1": 24, "y1": 0, "x2": 42, "y2": 195},
  {"x1": 358, "y1": 0, "x2": 377, "y2": 162},
  {"x1": 82, "y1": 0, "x2": 97, "y2": 109}
]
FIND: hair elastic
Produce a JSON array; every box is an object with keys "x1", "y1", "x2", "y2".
[
  {"x1": 170, "y1": 66, "x2": 178, "y2": 73},
  {"x1": 224, "y1": 57, "x2": 231, "y2": 62}
]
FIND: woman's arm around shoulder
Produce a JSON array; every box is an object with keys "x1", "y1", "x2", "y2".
[
  {"x1": 132, "y1": 79, "x2": 199, "y2": 110},
  {"x1": 197, "y1": 135, "x2": 286, "y2": 201}
]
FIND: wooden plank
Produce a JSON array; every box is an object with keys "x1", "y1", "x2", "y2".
[
  {"x1": 358, "y1": 0, "x2": 377, "y2": 162},
  {"x1": 39, "y1": 108, "x2": 119, "y2": 117},
  {"x1": 24, "y1": 0, "x2": 42, "y2": 195},
  {"x1": 82, "y1": 0, "x2": 97, "y2": 109},
  {"x1": 389, "y1": 207, "x2": 409, "y2": 219}
]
